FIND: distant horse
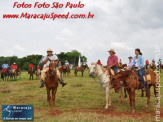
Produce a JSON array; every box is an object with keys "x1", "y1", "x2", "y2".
[
  {"x1": 157, "y1": 63, "x2": 162, "y2": 73},
  {"x1": 63, "y1": 65, "x2": 70, "y2": 77},
  {"x1": 118, "y1": 64, "x2": 127, "y2": 69},
  {"x1": 150, "y1": 63, "x2": 156, "y2": 71},
  {"x1": 17, "y1": 68, "x2": 22, "y2": 79},
  {"x1": 1, "y1": 68, "x2": 10, "y2": 81},
  {"x1": 74, "y1": 64, "x2": 89, "y2": 77},
  {"x1": 28, "y1": 67, "x2": 35, "y2": 80},
  {"x1": 58, "y1": 66, "x2": 63, "y2": 76},
  {"x1": 35, "y1": 69, "x2": 41, "y2": 80},
  {"x1": 9, "y1": 68, "x2": 17, "y2": 80},
  {"x1": 44, "y1": 59, "x2": 58, "y2": 110}
]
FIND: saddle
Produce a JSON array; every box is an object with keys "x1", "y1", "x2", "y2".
[{"x1": 134, "y1": 70, "x2": 151, "y2": 85}]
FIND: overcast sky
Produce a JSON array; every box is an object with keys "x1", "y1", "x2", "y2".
[{"x1": 0, "y1": 0, "x2": 162, "y2": 65}]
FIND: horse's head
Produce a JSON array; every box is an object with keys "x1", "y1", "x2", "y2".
[
  {"x1": 49, "y1": 59, "x2": 57, "y2": 76},
  {"x1": 89, "y1": 62, "x2": 97, "y2": 77},
  {"x1": 111, "y1": 71, "x2": 130, "y2": 93}
]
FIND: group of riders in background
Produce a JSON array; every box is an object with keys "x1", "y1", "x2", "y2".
[{"x1": 1, "y1": 48, "x2": 162, "y2": 90}]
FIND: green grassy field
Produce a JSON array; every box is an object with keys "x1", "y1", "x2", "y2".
[{"x1": 0, "y1": 70, "x2": 162, "y2": 122}]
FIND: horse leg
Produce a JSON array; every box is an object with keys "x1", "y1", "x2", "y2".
[
  {"x1": 52, "y1": 88, "x2": 57, "y2": 111},
  {"x1": 105, "y1": 86, "x2": 111, "y2": 109},
  {"x1": 127, "y1": 89, "x2": 132, "y2": 108},
  {"x1": 47, "y1": 89, "x2": 51, "y2": 109},
  {"x1": 131, "y1": 88, "x2": 136, "y2": 113},
  {"x1": 146, "y1": 85, "x2": 151, "y2": 107},
  {"x1": 124, "y1": 88, "x2": 127, "y2": 98},
  {"x1": 119, "y1": 85, "x2": 123, "y2": 103}
]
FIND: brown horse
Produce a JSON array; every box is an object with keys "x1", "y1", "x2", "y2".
[
  {"x1": 118, "y1": 64, "x2": 127, "y2": 69},
  {"x1": 150, "y1": 63, "x2": 156, "y2": 71},
  {"x1": 112, "y1": 69, "x2": 157, "y2": 113},
  {"x1": 44, "y1": 59, "x2": 58, "y2": 110},
  {"x1": 63, "y1": 65, "x2": 70, "y2": 77},
  {"x1": 74, "y1": 64, "x2": 89, "y2": 77},
  {"x1": 28, "y1": 67, "x2": 35, "y2": 80},
  {"x1": 10, "y1": 68, "x2": 17, "y2": 80},
  {"x1": 35, "y1": 69, "x2": 41, "y2": 80}
]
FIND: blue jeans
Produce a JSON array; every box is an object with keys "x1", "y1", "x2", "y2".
[
  {"x1": 111, "y1": 67, "x2": 118, "y2": 75},
  {"x1": 138, "y1": 68, "x2": 146, "y2": 88}
]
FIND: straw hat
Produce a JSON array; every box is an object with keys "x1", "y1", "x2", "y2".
[
  {"x1": 108, "y1": 49, "x2": 116, "y2": 54},
  {"x1": 47, "y1": 48, "x2": 53, "y2": 52},
  {"x1": 65, "y1": 60, "x2": 68, "y2": 62}
]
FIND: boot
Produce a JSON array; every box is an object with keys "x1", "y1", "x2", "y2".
[
  {"x1": 40, "y1": 80, "x2": 44, "y2": 88},
  {"x1": 59, "y1": 75, "x2": 67, "y2": 87}
]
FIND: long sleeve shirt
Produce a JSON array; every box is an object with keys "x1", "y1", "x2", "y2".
[
  {"x1": 133, "y1": 55, "x2": 144, "y2": 68},
  {"x1": 107, "y1": 55, "x2": 118, "y2": 67}
]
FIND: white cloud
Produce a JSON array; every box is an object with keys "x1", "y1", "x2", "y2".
[
  {"x1": 0, "y1": 0, "x2": 162, "y2": 65},
  {"x1": 13, "y1": 44, "x2": 25, "y2": 52}
]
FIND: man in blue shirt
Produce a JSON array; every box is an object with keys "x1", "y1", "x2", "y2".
[{"x1": 1, "y1": 61, "x2": 9, "y2": 74}]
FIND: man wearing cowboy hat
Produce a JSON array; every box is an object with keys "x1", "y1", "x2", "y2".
[
  {"x1": 65, "y1": 60, "x2": 69, "y2": 67},
  {"x1": 11, "y1": 62, "x2": 18, "y2": 73},
  {"x1": 40, "y1": 48, "x2": 67, "y2": 88},
  {"x1": 107, "y1": 49, "x2": 118, "y2": 75}
]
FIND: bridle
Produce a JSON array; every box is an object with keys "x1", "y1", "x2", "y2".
[
  {"x1": 49, "y1": 60, "x2": 57, "y2": 76},
  {"x1": 91, "y1": 64, "x2": 110, "y2": 86}
]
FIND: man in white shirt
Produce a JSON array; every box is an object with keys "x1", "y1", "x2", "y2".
[
  {"x1": 40, "y1": 48, "x2": 67, "y2": 88},
  {"x1": 127, "y1": 56, "x2": 134, "y2": 69}
]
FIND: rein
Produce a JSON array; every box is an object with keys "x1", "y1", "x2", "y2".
[{"x1": 92, "y1": 65, "x2": 110, "y2": 86}]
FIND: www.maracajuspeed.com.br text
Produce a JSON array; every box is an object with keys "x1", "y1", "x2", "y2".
[{"x1": 2, "y1": 12, "x2": 94, "y2": 20}]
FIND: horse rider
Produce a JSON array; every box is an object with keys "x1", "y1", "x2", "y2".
[
  {"x1": 58, "y1": 61, "x2": 62, "y2": 67},
  {"x1": 157, "y1": 59, "x2": 162, "y2": 68},
  {"x1": 40, "y1": 48, "x2": 67, "y2": 88},
  {"x1": 65, "y1": 60, "x2": 69, "y2": 67},
  {"x1": 132, "y1": 48, "x2": 146, "y2": 90},
  {"x1": 107, "y1": 49, "x2": 118, "y2": 75},
  {"x1": 28, "y1": 62, "x2": 35, "y2": 74},
  {"x1": 145, "y1": 60, "x2": 149, "y2": 69},
  {"x1": 10, "y1": 62, "x2": 18, "y2": 73},
  {"x1": 37, "y1": 65, "x2": 41, "y2": 71},
  {"x1": 97, "y1": 60, "x2": 102, "y2": 65},
  {"x1": 1, "y1": 61, "x2": 9, "y2": 78},
  {"x1": 118, "y1": 59, "x2": 122, "y2": 67},
  {"x1": 127, "y1": 56, "x2": 134, "y2": 70}
]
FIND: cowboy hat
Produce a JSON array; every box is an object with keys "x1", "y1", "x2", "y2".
[
  {"x1": 47, "y1": 48, "x2": 53, "y2": 52},
  {"x1": 108, "y1": 49, "x2": 116, "y2": 54},
  {"x1": 13, "y1": 62, "x2": 16, "y2": 64}
]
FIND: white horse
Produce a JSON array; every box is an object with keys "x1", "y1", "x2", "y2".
[{"x1": 89, "y1": 62, "x2": 124, "y2": 109}]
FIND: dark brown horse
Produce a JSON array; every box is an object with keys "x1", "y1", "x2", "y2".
[
  {"x1": 118, "y1": 64, "x2": 127, "y2": 69},
  {"x1": 63, "y1": 65, "x2": 70, "y2": 77},
  {"x1": 150, "y1": 63, "x2": 156, "y2": 71},
  {"x1": 112, "y1": 70, "x2": 157, "y2": 113},
  {"x1": 28, "y1": 67, "x2": 35, "y2": 80},
  {"x1": 44, "y1": 59, "x2": 58, "y2": 110},
  {"x1": 74, "y1": 64, "x2": 89, "y2": 77}
]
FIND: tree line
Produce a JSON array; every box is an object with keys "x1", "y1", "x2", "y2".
[{"x1": 0, "y1": 50, "x2": 87, "y2": 71}]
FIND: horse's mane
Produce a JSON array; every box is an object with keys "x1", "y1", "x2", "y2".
[
  {"x1": 91, "y1": 62, "x2": 96, "y2": 65},
  {"x1": 99, "y1": 65, "x2": 106, "y2": 72}
]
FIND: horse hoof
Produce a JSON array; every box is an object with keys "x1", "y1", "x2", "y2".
[
  {"x1": 131, "y1": 109, "x2": 135, "y2": 113},
  {"x1": 145, "y1": 105, "x2": 149, "y2": 107}
]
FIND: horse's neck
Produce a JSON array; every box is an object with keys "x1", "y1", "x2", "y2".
[{"x1": 96, "y1": 65, "x2": 105, "y2": 77}]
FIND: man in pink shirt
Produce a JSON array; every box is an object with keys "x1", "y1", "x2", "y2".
[{"x1": 107, "y1": 49, "x2": 118, "y2": 75}]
